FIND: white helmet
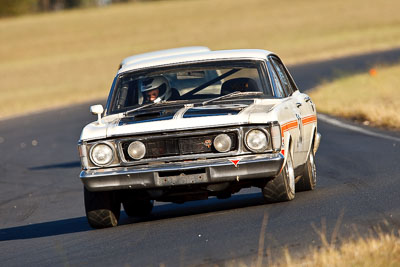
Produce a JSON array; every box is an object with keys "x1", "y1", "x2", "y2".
[{"x1": 140, "y1": 76, "x2": 171, "y2": 103}]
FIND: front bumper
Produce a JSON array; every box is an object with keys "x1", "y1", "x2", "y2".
[{"x1": 80, "y1": 153, "x2": 284, "y2": 191}]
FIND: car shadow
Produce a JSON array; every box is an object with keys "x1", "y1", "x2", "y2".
[
  {"x1": 119, "y1": 192, "x2": 266, "y2": 225},
  {"x1": 0, "y1": 192, "x2": 266, "y2": 241},
  {"x1": 28, "y1": 161, "x2": 81, "y2": 170},
  {"x1": 0, "y1": 216, "x2": 91, "y2": 242}
]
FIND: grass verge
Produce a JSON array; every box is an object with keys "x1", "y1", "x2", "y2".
[
  {"x1": 309, "y1": 63, "x2": 400, "y2": 130},
  {"x1": 1, "y1": 0, "x2": 400, "y2": 118},
  {"x1": 272, "y1": 231, "x2": 400, "y2": 267}
]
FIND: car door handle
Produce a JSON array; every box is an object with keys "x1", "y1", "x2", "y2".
[
  {"x1": 296, "y1": 102, "x2": 302, "y2": 108},
  {"x1": 304, "y1": 96, "x2": 311, "y2": 102}
]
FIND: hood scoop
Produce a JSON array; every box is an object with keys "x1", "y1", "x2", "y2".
[
  {"x1": 134, "y1": 112, "x2": 163, "y2": 121},
  {"x1": 183, "y1": 104, "x2": 247, "y2": 118},
  {"x1": 119, "y1": 111, "x2": 174, "y2": 125}
]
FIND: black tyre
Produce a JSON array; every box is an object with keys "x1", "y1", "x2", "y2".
[
  {"x1": 84, "y1": 187, "x2": 121, "y2": 229},
  {"x1": 123, "y1": 199, "x2": 154, "y2": 217},
  {"x1": 262, "y1": 150, "x2": 295, "y2": 203},
  {"x1": 296, "y1": 149, "x2": 317, "y2": 192}
]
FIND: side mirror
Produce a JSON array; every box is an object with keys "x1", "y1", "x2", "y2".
[{"x1": 90, "y1": 104, "x2": 104, "y2": 125}]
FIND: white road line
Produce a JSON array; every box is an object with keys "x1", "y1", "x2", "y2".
[{"x1": 318, "y1": 114, "x2": 400, "y2": 143}]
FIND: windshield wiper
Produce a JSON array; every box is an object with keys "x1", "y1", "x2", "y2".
[{"x1": 202, "y1": 91, "x2": 263, "y2": 106}]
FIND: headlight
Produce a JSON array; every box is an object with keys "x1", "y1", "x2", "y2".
[
  {"x1": 90, "y1": 143, "x2": 114, "y2": 166},
  {"x1": 127, "y1": 141, "x2": 146, "y2": 160},
  {"x1": 213, "y1": 133, "x2": 232, "y2": 153},
  {"x1": 245, "y1": 129, "x2": 269, "y2": 152}
]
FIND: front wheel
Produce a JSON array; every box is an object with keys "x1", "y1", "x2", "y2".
[
  {"x1": 262, "y1": 151, "x2": 295, "y2": 203},
  {"x1": 84, "y1": 187, "x2": 121, "y2": 229}
]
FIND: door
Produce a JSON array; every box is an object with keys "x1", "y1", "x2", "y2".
[
  {"x1": 266, "y1": 59, "x2": 303, "y2": 167},
  {"x1": 268, "y1": 56, "x2": 310, "y2": 165}
]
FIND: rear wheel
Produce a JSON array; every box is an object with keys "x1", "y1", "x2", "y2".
[
  {"x1": 122, "y1": 199, "x2": 154, "y2": 217},
  {"x1": 262, "y1": 150, "x2": 295, "y2": 202},
  {"x1": 296, "y1": 149, "x2": 317, "y2": 192},
  {"x1": 84, "y1": 187, "x2": 121, "y2": 229}
]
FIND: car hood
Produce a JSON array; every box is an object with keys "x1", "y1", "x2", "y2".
[{"x1": 80, "y1": 99, "x2": 281, "y2": 141}]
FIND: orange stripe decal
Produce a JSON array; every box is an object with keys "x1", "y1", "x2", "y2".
[
  {"x1": 281, "y1": 115, "x2": 316, "y2": 135},
  {"x1": 281, "y1": 120, "x2": 298, "y2": 135},
  {"x1": 302, "y1": 115, "x2": 317, "y2": 125}
]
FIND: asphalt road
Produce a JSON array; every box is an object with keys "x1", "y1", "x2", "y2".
[{"x1": 1, "y1": 49, "x2": 400, "y2": 266}]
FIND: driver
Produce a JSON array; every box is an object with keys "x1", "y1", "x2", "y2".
[{"x1": 140, "y1": 76, "x2": 171, "y2": 103}]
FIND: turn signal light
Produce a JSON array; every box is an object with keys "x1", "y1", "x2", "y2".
[{"x1": 271, "y1": 123, "x2": 281, "y2": 151}]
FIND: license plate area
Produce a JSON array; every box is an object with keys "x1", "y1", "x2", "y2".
[{"x1": 155, "y1": 168, "x2": 207, "y2": 186}]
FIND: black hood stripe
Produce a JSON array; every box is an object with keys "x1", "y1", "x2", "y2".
[
  {"x1": 183, "y1": 107, "x2": 242, "y2": 118},
  {"x1": 119, "y1": 103, "x2": 250, "y2": 125}
]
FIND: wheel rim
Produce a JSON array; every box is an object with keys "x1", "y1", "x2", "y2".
[
  {"x1": 287, "y1": 153, "x2": 295, "y2": 194},
  {"x1": 310, "y1": 152, "x2": 316, "y2": 185}
]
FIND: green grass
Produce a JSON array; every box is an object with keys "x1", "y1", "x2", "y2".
[
  {"x1": 309, "y1": 63, "x2": 400, "y2": 130},
  {"x1": 1, "y1": 0, "x2": 400, "y2": 118}
]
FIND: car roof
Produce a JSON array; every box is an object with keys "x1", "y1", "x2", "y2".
[
  {"x1": 118, "y1": 49, "x2": 274, "y2": 74},
  {"x1": 119, "y1": 46, "x2": 211, "y2": 69}
]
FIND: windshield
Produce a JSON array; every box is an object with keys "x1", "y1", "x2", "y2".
[{"x1": 108, "y1": 60, "x2": 271, "y2": 115}]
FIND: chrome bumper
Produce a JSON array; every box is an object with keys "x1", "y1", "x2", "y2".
[{"x1": 80, "y1": 153, "x2": 284, "y2": 191}]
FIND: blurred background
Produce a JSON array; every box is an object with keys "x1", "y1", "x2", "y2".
[
  {"x1": 0, "y1": 0, "x2": 115, "y2": 16},
  {"x1": 0, "y1": 0, "x2": 399, "y2": 119}
]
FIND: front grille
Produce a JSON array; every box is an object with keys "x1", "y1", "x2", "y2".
[{"x1": 121, "y1": 132, "x2": 238, "y2": 161}]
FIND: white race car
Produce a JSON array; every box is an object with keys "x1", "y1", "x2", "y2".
[{"x1": 78, "y1": 49, "x2": 321, "y2": 228}]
